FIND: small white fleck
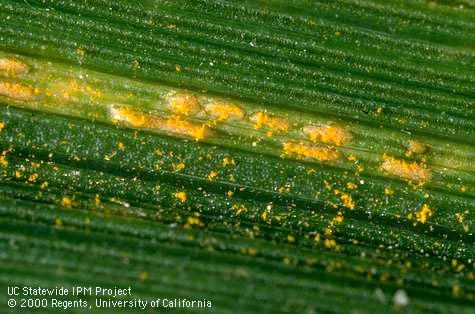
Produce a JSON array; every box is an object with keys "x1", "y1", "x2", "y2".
[
  {"x1": 393, "y1": 289, "x2": 409, "y2": 306},
  {"x1": 374, "y1": 288, "x2": 386, "y2": 304}
]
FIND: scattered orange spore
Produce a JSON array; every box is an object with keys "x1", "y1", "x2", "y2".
[
  {"x1": 333, "y1": 212, "x2": 344, "y2": 224},
  {"x1": 384, "y1": 187, "x2": 394, "y2": 195},
  {"x1": 324, "y1": 238, "x2": 337, "y2": 249},
  {"x1": 184, "y1": 215, "x2": 203, "y2": 228},
  {"x1": 172, "y1": 162, "x2": 185, "y2": 171},
  {"x1": 282, "y1": 142, "x2": 340, "y2": 161},
  {"x1": 222, "y1": 157, "x2": 235, "y2": 167},
  {"x1": 380, "y1": 154, "x2": 431, "y2": 183},
  {"x1": 415, "y1": 204, "x2": 433, "y2": 224},
  {"x1": 250, "y1": 112, "x2": 289, "y2": 132},
  {"x1": 205, "y1": 101, "x2": 245, "y2": 121},
  {"x1": 340, "y1": 193, "x2": 355, "y2": 209},
  {"x1": 455, "y1": 213, "x2": 464, "y2": 223},
  {"x1": 303, "y1": 124, "x2": 351, "y2": 146},
  {"x1": 174, "y1": 191, "x2": 187, "y2": 203},
  {"x1": 232, "y1": 203, "x2": 248, "y2": 215},
  {"x1": 260, "y1": 210, "x2": 268, "y2": 221},
  {"x1": 94, "y1": 195, "x2": 101, "y2": 205},
  {"x1": 0, "y1": 82, "x2": 35, "y2": 100},
  {"x1": 0, "y1": 156, "x2": 7, "y2": 167},
  {"x1": 61, "y1": 196, "x2": 73, "y2": 207},
  {"x1": 207, "y1": 170, "x2": 218, "y2": 181},
  {"x1": 28, "y1": 173, "x2": 39, "y2": 183},
  {"x1": 168, "y1": 93, "x2": 201, "y2": 116},
  {"x1": 278, "y1": 186, "x2": 291, "y2": 193},
  {"x1": 0, "y1": 57, "x2": 28, "y2": 76}
]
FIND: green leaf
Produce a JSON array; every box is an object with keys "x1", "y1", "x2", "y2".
[{"x1": 0, "y1": 0, "x2": 473, "y2": 313}]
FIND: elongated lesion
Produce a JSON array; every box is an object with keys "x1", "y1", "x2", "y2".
[
  {"x1": 164, "y1": 115, "x2": 209, "y2": 141},
  {"x1": 405, "y1": 140, "x2": 426, "y2": 157},
  {"x1": 167, "y1": 92, "x2": 201, "y2": 116},
  {"x1": 0, "y1": 50, "x2": 472, "y2": 196},
  {"x1": 47, "y1": 79, "x2": 103, "y2": 102},
  {"x1": 250, "y1": 111, "x2": 290, "y2": 135},
  {"x1": 380, "y1": 153, "x2": 431, "y2": 183},
  {"x1": 0, "y1": 82, "x2": 36, "y2": 101},
  {"x1": 0, "y1": 57, "x2": 29, "y2": 76},
  {"x1": 302, "y1": 124, "x2": 351, "y2": 146},
  {"x1": 204, "y1": 101, "x2": 245, "y2": 121},
  {"x1": 110, "y1": 106, "x2": 210, "y2": 141},
  {"x1": 281, "y1": 142, "x2": 340, "y2": 161}
]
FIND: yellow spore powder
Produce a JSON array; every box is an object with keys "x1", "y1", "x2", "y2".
[
  {"x1": 111, "y1": 107, "x2": 150, "y2": 127},
  {"x1": 0, "y1": 57, "x2": 28, "y2": 76},
  {"x1": 282, "y1": 142, "x2": 340, "y2": 161},
  {"x1": 415, "y1": 204, "x2": 433, "y2": 224},
  {"x1": 111, "y1": 107, "x2": 209, "y2": 140},
  {"x1": 168, "y1": 93, "x2": 201, "y2": 116},
  {"x1": 250, "y1": 112, "x2": 289, "y2": 132},
  {"x1": 380, "y1": 154, "x2": 431, "y2": 183},
  {"x1": 303, "y1": 124, "x2": 351, "y2": 146},
  {"x1": 174, "y1": 191, "x2": 187, "y2": 203},
  {"x1": 406, "y1": 140, "x2": 426, "y2": 156},
  {"x1": 340, "y1": 193, "x2": 355, "y2": 209},
  {"x1": 164, "y1": 115, "x2": 208, "y2": 141},
  {"x1": 204, "y1": 101, "x2": 245, "y2": 121},
  {"x1": 0, "y1": 82, "x2": 35, "y2": 101},
  {"x1": 49, "y1": 80, "x2": 102, "y2": 101}
]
